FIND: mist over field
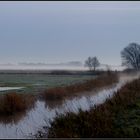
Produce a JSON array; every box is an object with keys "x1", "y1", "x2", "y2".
[{"x1": 0, "y1": 63, "x2": 124, "y2": 71}]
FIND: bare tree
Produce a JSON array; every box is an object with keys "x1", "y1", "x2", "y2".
[
  {"x1": 92, "y1": 57, "x2": 100, "y2": 71},
  {"x1": 85, "y1": 57, "x2": 93, "y2": 71},
  {"x1": 85, "y1": 56, "x2": 100, "y2": 71},
  {"x1": 121, "y1": 43, "x2": 140, "y2": 70}
]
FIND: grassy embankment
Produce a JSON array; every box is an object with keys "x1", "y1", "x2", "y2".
[
  {"x1": 43, "y1": 72, "x2": 118, "y2": 101},
  {"x1": 47, "y1": 76, "x2": 140, "y2": 138}
]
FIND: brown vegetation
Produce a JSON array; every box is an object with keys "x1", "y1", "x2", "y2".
[
  {"x1": 0, "y1": 93, "x2": 35, "y2": 116},
  {"x1": 43, "y1": 73, "x2": 118, "y2": 101},
  {"x1": 47, "y1": 77, "x2": 140, "y2": 138}
]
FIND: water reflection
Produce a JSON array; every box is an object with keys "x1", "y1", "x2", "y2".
[
  {"x1": 0, "y1": 87, "x2": 23, "y2": 91},
  {"x1": 0, "y1": 111, "x2": 27, "y2": 125},
  {"x1": 45, "y1": 100, "x2": 64, "y2": 110}
]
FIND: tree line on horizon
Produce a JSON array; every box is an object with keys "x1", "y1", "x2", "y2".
[{"x1": 85, "y1": 42, "x2": 140, "y2": 71}]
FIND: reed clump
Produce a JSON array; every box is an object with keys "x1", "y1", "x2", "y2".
[
  {"x1": 0, "y1": 93, "x2": 35, "y2": 116},
  {"x1": 44, "y1": 73, "x2": 118, "y2": 101}
]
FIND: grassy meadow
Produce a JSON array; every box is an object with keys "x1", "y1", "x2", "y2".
[{"x1": 0, "y1": 73, "x2": 97, "y2": 94}]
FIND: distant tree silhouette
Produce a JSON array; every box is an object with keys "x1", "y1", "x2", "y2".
[
  {"x1": 105, "y1": 64, "x2": 112, "y2": 75},
  {"x1": 121, "y1": 43, "x2": 140, "y2": 70},
  {"x1": 85, "y1": 56, "x2": 100, "y2": 71}
]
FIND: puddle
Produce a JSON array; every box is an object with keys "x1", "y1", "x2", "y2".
[{"x1": 0, "y1": 87, "x2": 24, "y2": 91}]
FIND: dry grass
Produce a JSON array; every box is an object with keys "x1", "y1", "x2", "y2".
[
  {"x1": 47, "y1": 77, "x2": 140, "y2": 138},
  {"x1": 43, "y1": 73, "x2": 118, "y2": 101},
  {"x1": 0, "y1": 93, "x2": 35, "y2": 116}
]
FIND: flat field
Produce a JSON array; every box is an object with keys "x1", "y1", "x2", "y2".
[{"x1": 0, "y1": 73, "x2": 96, "y2": 94}]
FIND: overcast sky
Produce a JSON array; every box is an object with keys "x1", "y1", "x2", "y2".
[{"x1": 0, "y1": 1, "x2": 140, "y2": 65}]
